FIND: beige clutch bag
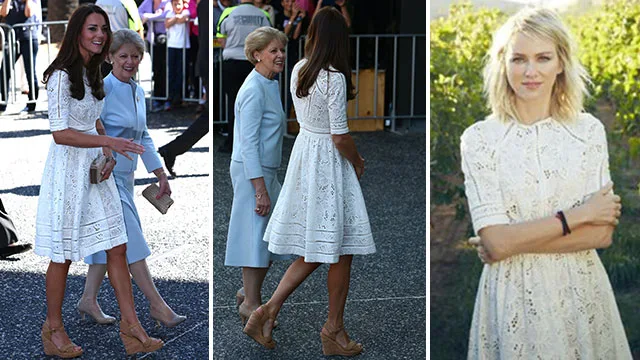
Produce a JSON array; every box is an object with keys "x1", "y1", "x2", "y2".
[
  {"x1": 142, "y1": 184, "x2": 174, "y2": 214},
  {"x1": 89, "y1": 155, "x2": 107, "y2": 184}
]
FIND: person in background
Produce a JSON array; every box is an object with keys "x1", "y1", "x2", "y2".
[
  {"x1": 316, "y1": 0, "x2": 350, "y2": 28},
  {"x1": 157, "y1": 0, "x2": 209, "y2": 176},
  {"x1": 0, "y1": 196, "x2": 32, "y2": 259},
  {"x1": 255, "y1": 0, "x2": 275, "y2": 26},
  {"x1": 275, "y1": 0, "x2": 308, "y2": 116},
  {"x1": 139, "y1": 0, "x2": 170, "y2": 112},
  {"x1": 0, "y1": 0, "x2": 42, "y2": 113},
  {"x1": 164, "y1": 0, "x2": 190, "y2": 111},
  {"x1": 96, "y1": 0, "x2": 145, "y2": 75},
  {"x1": 216, "y1": 0, "x2": 270, "y2": 153}
]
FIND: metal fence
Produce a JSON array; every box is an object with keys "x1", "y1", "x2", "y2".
[
  {"x1": 212, "y1": 33, "x2": 426, "y2": 132},
  {"x1": 0, "y1": 20, "x2": 425, "y2": 131},
  {"x1": 0, "y1": 19, "x2": 202, "y2": 107}
]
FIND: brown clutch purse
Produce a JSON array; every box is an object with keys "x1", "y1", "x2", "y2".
[
  {"x1": 89, "y1": 155, "x2": 107, "y2": 184},
  {"x1": 142, "y1": 184, "x2": 174, "y2": 214}
]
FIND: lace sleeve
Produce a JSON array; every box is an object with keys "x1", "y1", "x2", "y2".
[
  {"x1": 326, "y1": 71, "x2": 349, "y2": 135},
  {"x1": 46, "y1": 70, "x2": 70, "y2": 132},
  {"x1": 460, "y1": 124, "x2": 510, "y2": 235},
  {"x1": 585, "y1": 116, "x2": 612, "y2": 192}
]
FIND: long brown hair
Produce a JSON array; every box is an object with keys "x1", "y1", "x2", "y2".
[
  {"x1": 296, "y1": 7, "x2": 355, "y2": 100},
  {"x1": 43, "y1": 5, "x2": 112, "y2": 100}
]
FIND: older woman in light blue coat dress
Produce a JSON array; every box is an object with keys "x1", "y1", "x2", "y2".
[
  {"x1": 77, "y1": 29, "x2": 186, "y2": 328},
  {"x1": 224, "y1": 27, "x2": 290, "y2": 324}
]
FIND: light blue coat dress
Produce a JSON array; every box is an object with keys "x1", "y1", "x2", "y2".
[
  {"x1": 225, "y1": 69, "x2": 289, "y2": 267},
  {"x1": 84, "y1": 73, "x2": 163, "y2": 265}
]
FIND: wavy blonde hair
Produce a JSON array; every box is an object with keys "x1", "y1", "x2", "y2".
[{"x1": 483, "y1": 7, "x2": 590, "y2": 123}]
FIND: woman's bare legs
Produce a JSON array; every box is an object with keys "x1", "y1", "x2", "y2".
[
  {"x1": 105, "y1": 244, "x2": 154, "y2": 342},
  {"x1": 129, "y1": 260, "x2": 185, "y2": 326},
  {"x1": 246, "y1": 258, "x2": 321, "y2": 341},
  {"x1": 324, "y1": 255, "x2": 358, "y2": 349},
  {"x1": 80, "y1": 259, "x2": 184, "y2": 326},
  {"x1": 78, "y1": 264, "x2": 115, "y2": 323},
  {"x1": 241, "y1": 267, "x2": 270, "y2": 312},
  {"x1": 246, "y1": 255, "x2": 357, "y2": 350},
  {"x1": 45, "y1": 260, "x2": 82, "y2": 352}
]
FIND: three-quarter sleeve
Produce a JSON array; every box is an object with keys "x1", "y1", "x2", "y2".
[
  {"x1": 238, "y1": 85, "x2": 266, "y2": 179},
  {"x1": 593, "y1": 120, "x2": 612, "y2": 188},
  {"x1": 326, "y1": 71, "x2": 350, "y2": 135},
  {"x1": 140, "y1": 127, "x2": 163, "y2": 172},
  {"x1": 46, "y1": 70, "x2": 71, "y2": 132},
  {"x1": 460, "y1": 125, "x2": 510, "y2": 235}
]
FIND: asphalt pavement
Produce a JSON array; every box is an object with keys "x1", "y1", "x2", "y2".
[
  {"x1": 212, "y1": 128, "x2": 427, "y2": 359},
  {"x1": 0, "y1": 100, "x2": 210, "y2": 359}
]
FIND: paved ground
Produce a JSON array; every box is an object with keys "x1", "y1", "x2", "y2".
[
  {"x1": 0, "y1": 99, "x2": 210, "y2": 359},
  {"x1": 212, "y1": 129, "x2": 426, "y2": 359}
]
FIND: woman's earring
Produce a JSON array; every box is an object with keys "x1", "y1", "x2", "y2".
[{"x1": 257, "y1": 58, "x2": 261, "y2": 62}]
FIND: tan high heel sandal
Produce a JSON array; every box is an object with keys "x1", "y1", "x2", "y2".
[
  {"x1": 243, "y1": 305, "x2": 276, "y2": 349},
  {"x1": 320, "y1": 325, "x2": 363, "y2": 357},
  {"x1": 41, "y1": 321, "x2": 83, "y2": 358},
  {"x1": 119, "y1": 320, "x2": 164, "y2": 355}
]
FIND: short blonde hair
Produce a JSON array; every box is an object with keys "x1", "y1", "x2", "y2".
[
  {"x1": 110, "y1": 29, "x2": 145, "y2": 57},
  {"x1": 483, "y1": 7, "x2": 590, "y2": 123},
  {"x1": 244, "y1": 27, "x2": 288, "y2": 65}
]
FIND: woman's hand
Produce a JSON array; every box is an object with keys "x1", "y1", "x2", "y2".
[
  {"x1": 153, "y1": 168, "x2": 171, "y2": 199},
  {"x1": 335, "y1": 0, "x2": 346, "y2": 7},
  {"x1": 107, "y1": 137, "x2": 145, "y2": 160},
  {"x1": 469, "y1": 236, "x2": 496, "y2": 264},
  {"x1": 580, "y1": 182, "x2": 622, "y2": 226},
  {"x1": 354, "y1": 156, "x2": 365, "y2": 180},
  {"x1": 100, "y1": 156, "x2": 116, "y2": 182},
  {"x1": 157, "y1": 175, "x2": 171, "y2": 199},
  {"x1": 254, "y1": 190, "x2": 271, "y2": 217}
]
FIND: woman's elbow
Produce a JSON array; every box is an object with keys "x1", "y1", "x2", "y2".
[
  {"x1": 51, "y1": 131, "x2": 66, "y2": 145},
  {"x1": 598, "y1": 227, "x2": 614, "y2": 249},
  {"x1": 331, "y1": 133, "x2": 350, "y2": 147}
]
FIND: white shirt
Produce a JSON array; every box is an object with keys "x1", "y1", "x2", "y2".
[
  {"x1": 166, "y1": 8, "x2": 190, "y2": 49},
  {"x1": 96, "y1": 0, "x2": 128, "y2": 31}
]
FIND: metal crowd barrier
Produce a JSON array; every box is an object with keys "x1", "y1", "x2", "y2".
[
  {"x1": 212, "y1": 33, "x2": 426, "y2": 132},
  {"x1": 147, "y1": 18, "x2": 203, "y2": 104},
  {"x1": 0, "y1": 24, "x2": 14, "y2": 106},
  {"x1": 1, "y1": 19, "x2": 203, "y2": 107}
]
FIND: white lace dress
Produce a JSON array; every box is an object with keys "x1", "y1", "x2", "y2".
[
  {"x1": 263, "y1": 60, "x2": 376, "y2": 263},
  {"x1": 34, "y1": 70, "x2": 128, "y2": 263},
  {"x1": 460, "y1": 114, "x2": 631, "y2": 359}
]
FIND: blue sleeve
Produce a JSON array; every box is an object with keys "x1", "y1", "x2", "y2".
[
  {"x1": 238, "y1": 83, "x2": 266, "y2": 179},
  {"x1": 140, "y1": 127, "x2": 163, "y2": 172}
]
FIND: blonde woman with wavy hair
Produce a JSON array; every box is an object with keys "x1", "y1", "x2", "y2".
[{"x1": 460, "y1": 7, "x2": 632, "y2": 359}]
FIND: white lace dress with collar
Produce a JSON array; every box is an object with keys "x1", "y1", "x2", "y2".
[
  {"x1": 263, "y1": 59, "x2": 376, "y2": 263},
  {"x1": 461, "y1": 113, "x2": 631, "y2": 359},
  {"x1": 34, "y1": 69, "x2": 128, "y2": 263}
]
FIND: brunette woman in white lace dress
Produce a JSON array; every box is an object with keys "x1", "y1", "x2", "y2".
[
  {"x1": 461, "y1": 8, "x2": 631, "y2": 359},
  {"x1": 34, "y1": 5, "x2": 163, "y2": 358},
  {"x1": 243, "y1": 7, "x2": 375, "y2": 356}
]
